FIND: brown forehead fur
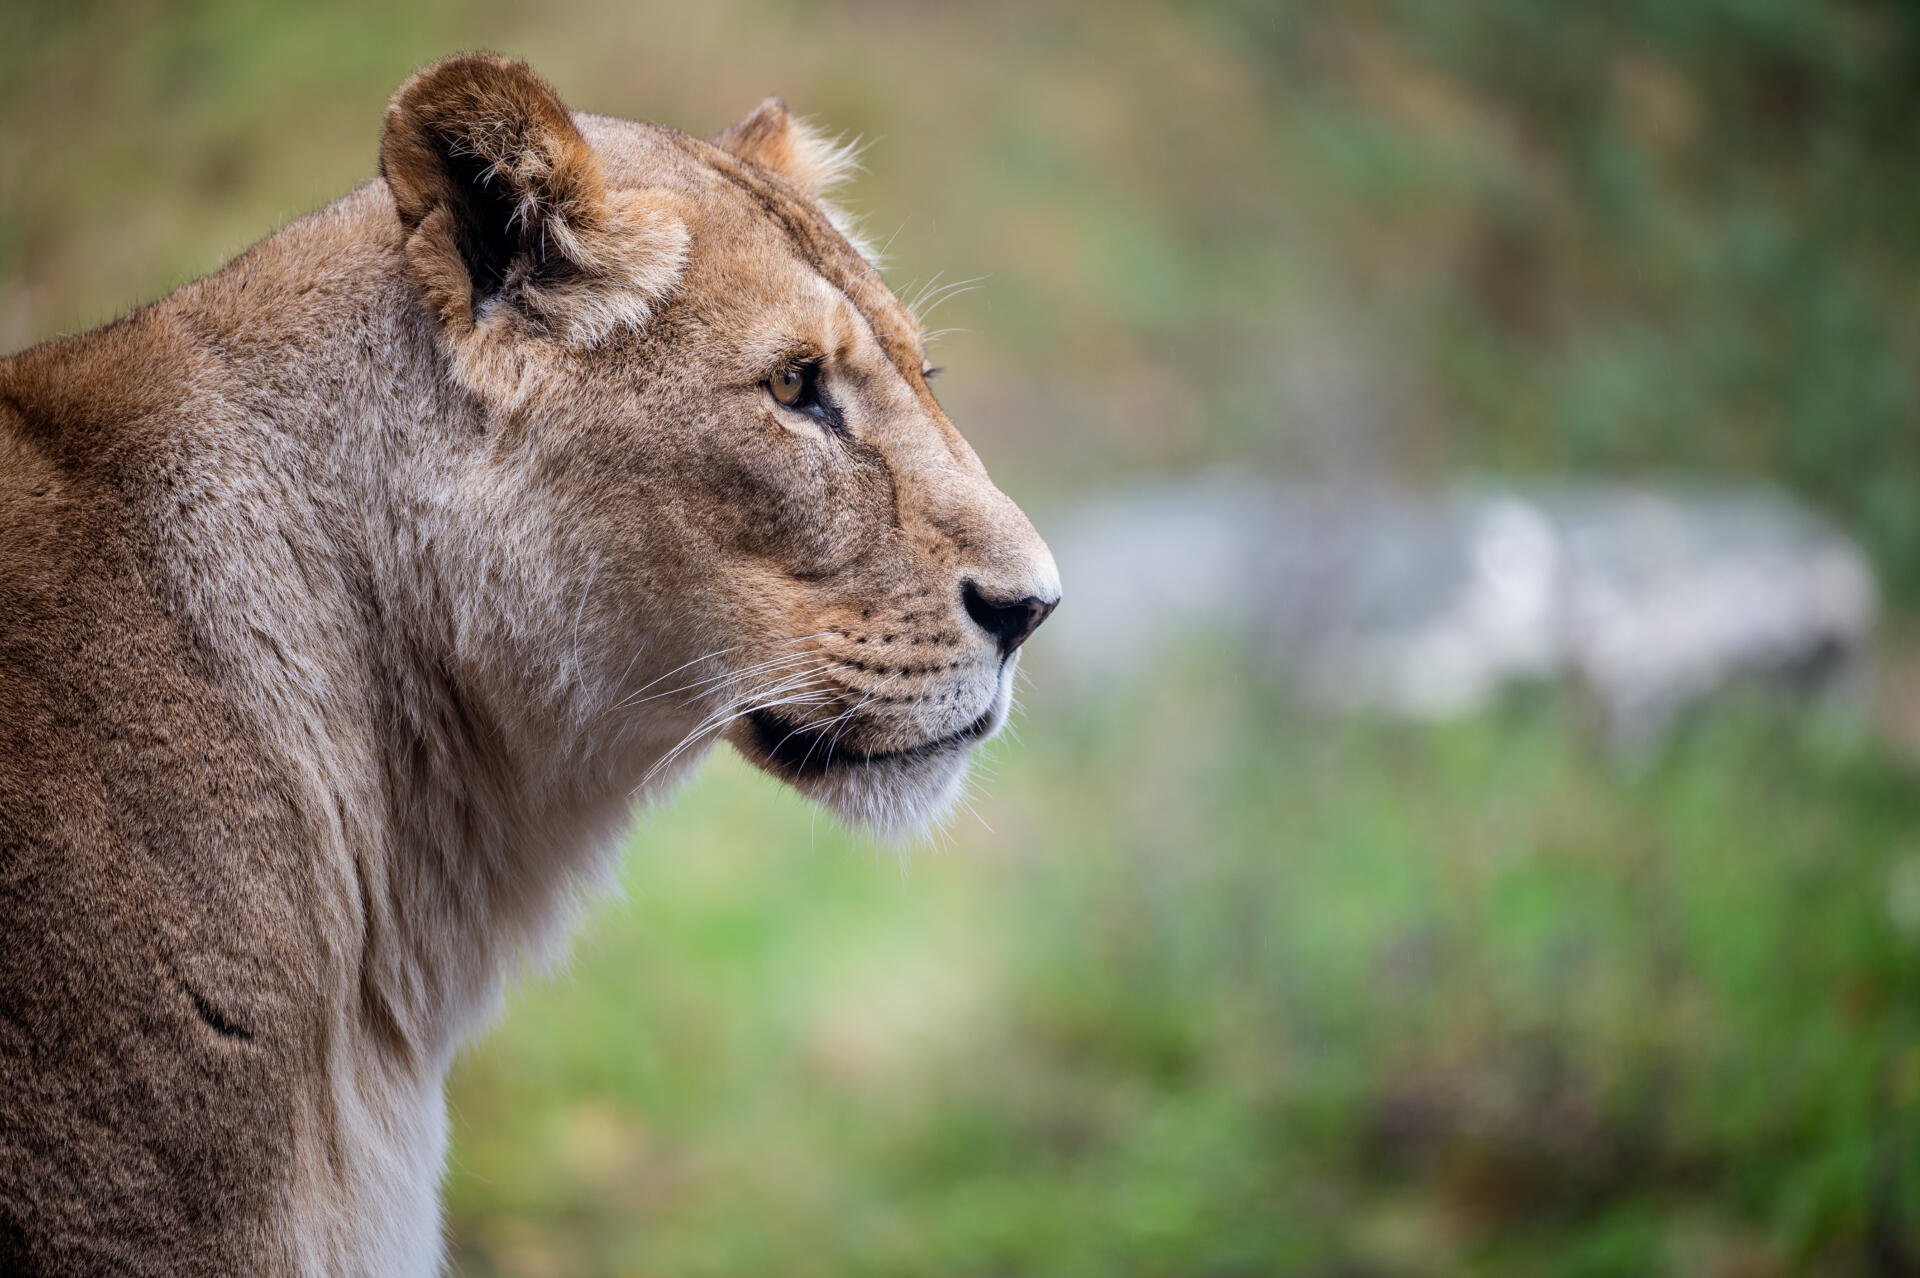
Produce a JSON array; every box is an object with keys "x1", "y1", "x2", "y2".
[{"x1": 573, "y1": 113, "x2": 934, "y2": 405}]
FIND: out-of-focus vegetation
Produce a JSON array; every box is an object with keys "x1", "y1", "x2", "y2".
[
  {"x1": 6, "y1": 1, "x2": 1920, "y2": 1274},
  {"x1": 454, "y1": 672, "x2": 1920, "y2": 1277}
]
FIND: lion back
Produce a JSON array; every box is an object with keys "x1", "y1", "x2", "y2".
[{"x1": 0, "y1": 364, "x2": 326, "y2": 1276}]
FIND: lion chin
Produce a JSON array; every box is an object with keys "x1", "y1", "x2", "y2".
[{"x1": 734, "y1": 661, "x2": 1017, "y2": 837}]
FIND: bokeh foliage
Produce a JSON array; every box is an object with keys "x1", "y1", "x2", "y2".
[
  {"x1": 4, "y1": 1, "x2": 1920, "y2": 1274},
  {"x1": 455, "y1": 674, "x2": 1920, "y2": 1276}
]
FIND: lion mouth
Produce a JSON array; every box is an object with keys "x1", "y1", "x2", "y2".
[{"x1": 746, "y1": 704, "x2": 997, "y2": 779}]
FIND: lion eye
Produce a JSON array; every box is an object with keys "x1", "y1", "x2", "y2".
[
  {"x1": 770, "y1": 366, "x2": 805, "y2": 407},
  {"x1": 769, "y1": 362, "x2": 821, "y2": 411},
  {"x1": 765, "y1": 359, "x2": 845, "y2": 434}
]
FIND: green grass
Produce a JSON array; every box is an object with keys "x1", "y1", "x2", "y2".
[{"x1": 445, "y1": 668, "x2": 1920, "y2": 1276}]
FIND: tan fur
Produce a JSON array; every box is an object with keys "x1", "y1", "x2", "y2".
[{"x1": 0, "y1": 54, "x2": 1057, "y2": 1276}]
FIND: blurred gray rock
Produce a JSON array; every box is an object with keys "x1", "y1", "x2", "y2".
[{"x1": 1039, "y1": 477, "x2": 1876, "y2": 742}]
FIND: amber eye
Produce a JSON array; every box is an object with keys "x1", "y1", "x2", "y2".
[
  {"x1": 765, "y1": 359, "x2": 844, "y2": 432},
  {"x1": 770, "y1": 365, "x2": 807, "y2": 407}
]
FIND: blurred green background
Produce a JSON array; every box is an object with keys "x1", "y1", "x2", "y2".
[{"x1": 7, "y1": 2, "x2": 1920, "y2": 1274}]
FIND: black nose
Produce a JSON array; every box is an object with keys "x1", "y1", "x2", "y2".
[{"x1": 962, "y1": 581, "x2": 1059, "y2": 656}]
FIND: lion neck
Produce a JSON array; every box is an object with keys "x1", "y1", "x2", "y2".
[{"x1": 156, "y1": 185, "x2": 703, "y2": 1077}]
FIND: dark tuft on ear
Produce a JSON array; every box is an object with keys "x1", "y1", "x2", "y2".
[
  {"x1": 379, "y1": 53, "x2": 687, "y2": 354},
  {"x1": 382, "y1": 54, "x2": 599, "y2": 300}
]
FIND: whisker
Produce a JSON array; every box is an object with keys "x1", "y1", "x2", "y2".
[
  {"x1": 913, "y1": 276, "x2": 986, "y2": 325},
  {"x1": 792, "y1": 671, "x2": 902, "y2": 774},
  {"x1": 608, "y1": 632, "x2": 829, "y2": 711},
  {"x1": 954, "y1": 786, "x2": 994, "y2": 835},
  {"x1": 612, "y1": 649, "x2": 823, "y2": 713},
  {"x1": 628, "y1": 666, "x2": 840, "y2": 797},
  {"x1": 606, "y1": 637, "x2": 833, "y2": 716},
  {"x1": 631, "y1": 691, "x2": 833, "y2": 799},
  {"x1": 566, "y1": 559, "x2": 602, "y2": 694},
  {"x1": 905, "y1": 270, "x2": 943, "y2": 317}
]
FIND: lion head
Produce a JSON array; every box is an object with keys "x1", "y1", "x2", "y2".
[{"x1": 377, "y1": 55, "x2": 1059, "y2": 834}]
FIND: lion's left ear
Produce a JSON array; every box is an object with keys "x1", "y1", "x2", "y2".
[
  {"x1": 714, "y1": 97, "x2": 862, "y2": 200},
  {"x1": 380, "y1": 54, "x2": 687, "y2": 361}
]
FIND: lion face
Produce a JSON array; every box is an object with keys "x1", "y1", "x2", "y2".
[{"x1": 380, "y1": 58, "x2": 1058, "y2": 832}]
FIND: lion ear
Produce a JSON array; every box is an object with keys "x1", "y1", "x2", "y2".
[
  {"x1": 714, "y1": 97, "x2": 862, "y2": 199},
  {"x1": 380, "y1": 54, "x2": 687, "y2": 352}
]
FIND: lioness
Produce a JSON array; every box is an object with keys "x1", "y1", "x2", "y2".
[{"x1": 0, "y1": 53, "x2": 1058, "y2": 1276}]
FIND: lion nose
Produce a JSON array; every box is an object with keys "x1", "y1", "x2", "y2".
[{"x1": 962, "y1": 581, "x2": 1059, "y2": 657}]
